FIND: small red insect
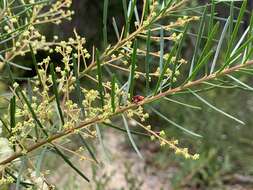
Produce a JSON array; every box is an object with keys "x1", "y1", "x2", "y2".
[{"x1": 132, "y1": 95, "x2": 145, "y2": 103}]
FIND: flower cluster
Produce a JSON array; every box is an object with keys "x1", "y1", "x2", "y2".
[
  {"x1": 0, "y1": 0, "x2": 74, "y2": 69},
  {"x1": 137, "y1": 122, "x2": 199, "y2": 160}
]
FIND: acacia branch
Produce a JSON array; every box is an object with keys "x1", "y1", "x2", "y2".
[{"x1": 1, "y1": 60, "x2": 253, "y2": 166}]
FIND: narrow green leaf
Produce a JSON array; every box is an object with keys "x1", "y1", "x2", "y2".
[
  {"x1": 122, "y1": 0, "x2": 128, "y2": 23},
  {"x1": 73, "y1": 54, "x2": 85, "y2": 118},
  {"x1": 111, "y1": 74, "x2": 116, "y2": 112},
  {"x1": 153, "y1": 43, "x2": 178, "y2": 95},
  {"x1": 247, "y1": 12, "x2": 253, "y2": 56},
  {"x1": 171, "y1": 23, "x2": 189, "y2": 88},
  {"x1": 142, "y1": 0, "x2": 150, "y2": 20},
  {"x1": 227, "y1": 74, "x2": 253, "y2": 91},
  {"x1": 95, "y1": 124, "x2": 110, "y2": 161},
  {"x1": 189, "y1": 6, "x2": 207, "y2": 76},
  {"x1": 6, "y1": 62, "x2": 14, "y2": 85},
  {"x1": 0, "y1": 117, "x2": 11, "y2": 135},
  {"x1": 125, "y1": 0, "x2": 137, "y2": 36},
  {"x1": 19, "y1": 90, "x2": 48, "y2": 136},
  {"x1": 186, "y1": 50, "x2": 214, "y2": 82},
  {"x1": 10, "y1": 96, "x2": 16, "y2": 131},
  {"x1": 96, "y1": 49, "x2": 104, "y2": 107},
  {"x1": 78, "y1": 134, "x2": 99, "y2": 164},
  {"x1": 129, "y1": 40, "x2": 137, "y2": 100},
  {"x1": 53, "y1": 146, "x2": 90, "y2": 182},
  {"x1": 229, "y1": 0, "x2": 234, "y2": 37},
  {"x1": 112, "y1": 17, "x2": 120, "y2": 40},
  {"x1": 220, "y1": 0, "x2": 247, "y2": 70},
  {"x1": 223, "y1": 36, "x2": 253, "y2": 67},
  {"x1": 103, "y1": 0, "x2": 109, "y2": 48},
  {"x1": 3, "y1": 59, "x2": 32, "y2": 71},
  {"x1": 208, "y1": 0, "x2": 215, "y2": 35},
  {"x1": 186, "y1": 22, "x2": 219, "y2": 82},
  {"x1": 163, "y1": 97, "x2": 202, "y2": 110},
  {"x1": 159, "y1": 27, "x2": 164, "y2": 73},
  {"x1": 145, "y1": 29, "x2": 151, "y2": 95},
  {"x1": 150, "y1": 107, "x2": 203, "y2": 138},
  {"x1": 29, "y1": 44, "x2": 42, "y2": 85},
  {"x1": 50, "y1": 63, "x2": 64, "y2": 126},
  {"x1": 16, "y1": 157, "x2": 26, "y2": 190},
  {"x1": 35, "y1": 146, "x2": 47, "y2": 176},
  {"x1": 231, "y1": 26, "x2": 249, "y2": 57},
  {"x1": 122, "y1": 114, "x2": 143, "y2": 159},
  {"x1": 27, "y1": 79, "x2": 33, "y2": 102},
  {"x1": 6, "y1": 169, "x2": 33, "y2": 188},
  {"x1": 103, "y1": 122, "x2": 149, "y2": 137},
  {"x1": 134, "y1": 5, "x2": 140, "y2": 25},
  {"x1": 210, "y1": 17, "x2": 230, "y2": 74},
  {"x1": 189, "y1": 89, "x2": 245, "y2": 125}
]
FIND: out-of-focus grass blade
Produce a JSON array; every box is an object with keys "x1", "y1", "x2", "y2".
[
  {"x1": 96, "y1": 49, "x2": 105, "y2": 107},
  {"x1": 229, "y1": 1, "x2": 234, "y2": 37},
  {"x1": 128, "y1": 40, "x2": 137, "y2": 100},
  {"x1": 159, "y1": 27, "x2": 164, "y2": 73},
  {"x1": 50, "y1": 63, "x2": 64, "y2": 125},
  {"x1": 6, "y1": 63, "x2": 14, "y2": 85},
  {"x1": 10, "y1": 0, "x2": 50, "y2": 9},
  {"x1": 122, "y1": 0, "x2": 128, "y2": 23},
  {"x1": 219, "y1": 0, "x2": 247, "y2": 71},
  {"x1": 210, "y1": 17, "x2": 230, "y2": 74},
  {"x1": 186, "y1": 22, "x2": 219, "y2": 83},
  {"x1": 134, "y1": 5, "x2": 140, "y2": 26},
  {"x1": 103, "y1": 0, "x2": 109, "y2": 48},
  {"x1": 103, "y1": 122, "x2": 149, "y2": 137},
  {"x1": 111, "y1": 74, "x2": 116, "y2": 112},
  {"x1": 230, "y1": 26, "x2": 249, "y2": 57},
  {"x1": 112, "y1": 17, "x2": 120, "y2": 40},
  {"x1": 10, "y1": 96, "x2": 16, "y2": 131},
  {"x1": 5, "y1": 169, "x2": 33, "y2": 188},
  {"x1": 35, "y1": 146, "x2": 47, "y2": 176},
  {"x1": 141, "y1": 0, "x2": 149, "y2": 21},
  {"x1": 96, "y1": 124, "x2": 110, "y2": 161},
  {"x1": 78, "y1": 134, "x2": 99, "y2": 164},
  {"x1": 122, "y1": 114, "x2": 143, "y2": 159},
  {"x1": 16, "y1": 157, "x2": 26, "y2": 190},
  {"x1": 153, "y1": 43, "x2": 178, "y2": 95},
  {"x1": 208, "y1": 0, "x2": 215, "y2": 35},
  {"x1": 242, "y1": 47, "x2": 253, "y2": 65},
  {"x1": 1, "y1": 59, "x2": 32, "y2": 71},
  {"x1": 150, "y1": 107, "x2": 203, "y2": 138},
  {"x1": 189, "y1": 89, "x2": 245, "y2": 125},
  {"x1": 0, "y1": 117, "x2": 11, "y2": 135},
  {"x1": 19, "y1": 90, "x2": 48, "y2": 136},
  {"x1": 125, "y1": 0, "x2": 137, "y2": 36},
  {"x1": 186, "y1": 50, "x2": 214, "y2": 82},
  {"x1": 27, "y1": 79, "x2": 33, "y2": 102},
  {"x1": 227, "y1": 74, "x2": 253, "y2": 91},
  {"x1": 163, "y1": 97, "x2": 202, "y2": 110},
  {"x1": 189, "y1": 6, "x2": 207, "y2": 76},
  {"x1": 223, "y1": 36, "x2": 253, "y2": 66},
  {"x1": 53, "y1": 146, "x2": 90, "y2": 182},
  {"x1": 246, "y1": 13, "x2": 253, "y2": 56},
  {"x1": 171, "y1": 23, "x2": 189, "y2": 88},
  {"x1": 73, "y1": 54, "x2": 85, "y2": 118},
  {"x1": 29, "y1": 44, "x2": 42, "y2": 84},
  {"x1": 10, "y1": 96, "x2": 17, "y2": 150},
  {"x1": 145, "y1": 29, "x2": 151, "y2": 96}
]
